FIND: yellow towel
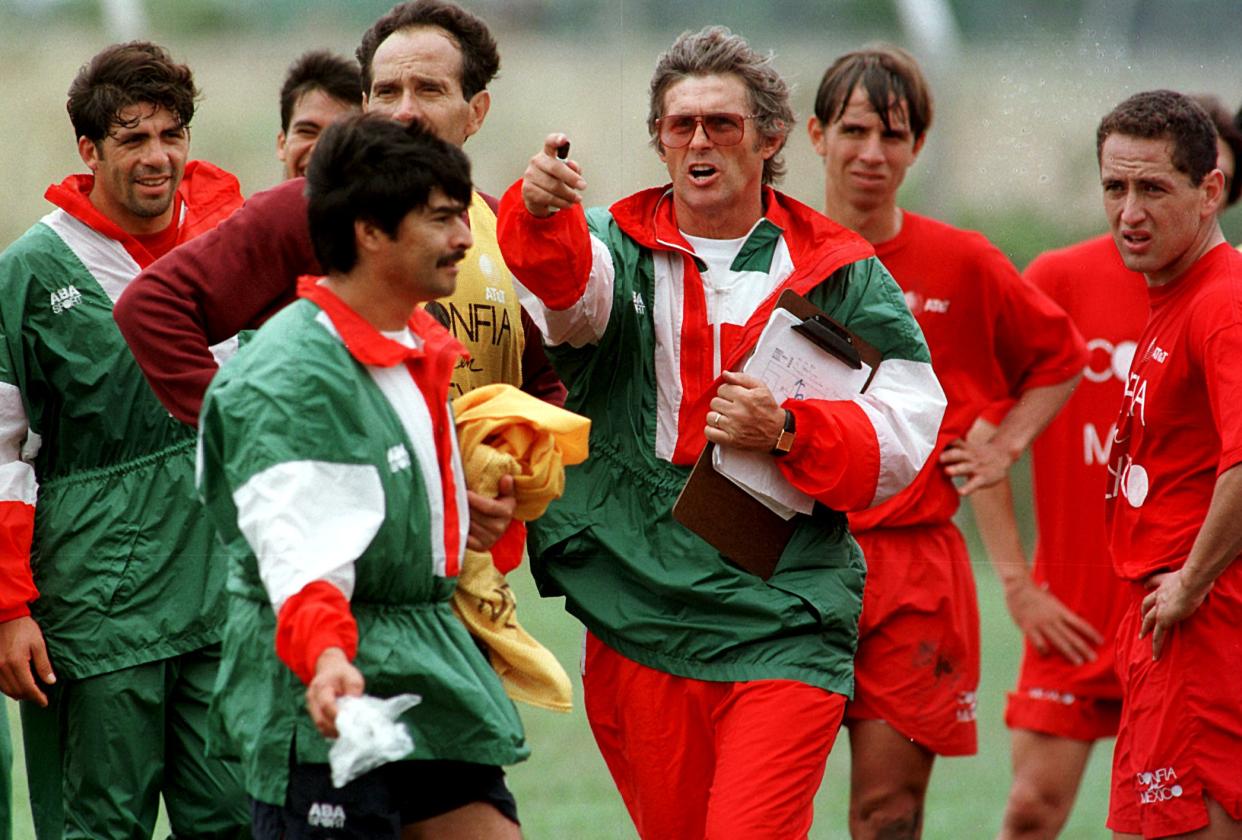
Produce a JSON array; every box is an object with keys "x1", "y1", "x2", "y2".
[{"x1": 452, "y1": 384, "x2": 590, "y2": 713}]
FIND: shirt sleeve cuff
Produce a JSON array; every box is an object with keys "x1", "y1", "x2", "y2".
[{"x1": 275, "y1": 580, "x2": 359, "y2": 685}]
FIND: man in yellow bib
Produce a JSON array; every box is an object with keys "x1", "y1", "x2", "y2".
[{"x1": 115, "y1": 0, "x2": 564, "y2": 435}]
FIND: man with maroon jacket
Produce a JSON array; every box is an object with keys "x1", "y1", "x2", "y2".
[{"x1": 113, "y1": 0, "x2": 563, "y2": 425}]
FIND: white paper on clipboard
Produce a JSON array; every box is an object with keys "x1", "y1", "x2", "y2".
[{"x1": 713, "y1": 308, "x2": 872, "y2": 518}]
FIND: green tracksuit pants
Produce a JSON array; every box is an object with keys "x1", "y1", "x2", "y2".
[{"x1": 21, "y1": 644, "x2": 250, "y2": 840}]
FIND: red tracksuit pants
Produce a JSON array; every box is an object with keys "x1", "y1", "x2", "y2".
[{"x1": 583, "y1": 632, "x2": 847, "y2": 839}]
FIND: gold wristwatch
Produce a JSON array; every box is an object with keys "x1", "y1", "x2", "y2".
[{"x1": 771, "y1": 408, "x2": 795, "y2": 456}]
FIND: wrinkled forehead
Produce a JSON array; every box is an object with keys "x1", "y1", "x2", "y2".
[
  {"x1": 661, "y1": 72, "x2": 751, "y2": 116},
  {"x1": 1099, "y1": 133, "x2": 1184, "y2": 179},
  {"x1": 372, "y1": 26, "x2": 464, "y2": 83}
]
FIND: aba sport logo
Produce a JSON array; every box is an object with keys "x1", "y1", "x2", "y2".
[
  {"x1": 1136, "y1": 767, "x2": 1184, "y2": 805},
  {"x1": 308, "y1": 802, "x2": 346, "y2": 829}
]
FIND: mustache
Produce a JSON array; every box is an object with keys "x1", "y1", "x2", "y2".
[{"x1": 436, "y1": 249, "x2": 468, "y2": 267}]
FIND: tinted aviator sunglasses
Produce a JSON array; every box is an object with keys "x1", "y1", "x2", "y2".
[{"x1": 656, "y1": 113, "x2": 757, "y2": 148}]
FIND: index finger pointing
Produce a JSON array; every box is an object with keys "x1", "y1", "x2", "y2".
[{"x1": 543, "y1": 133, "x2": 571, "y2": 159}]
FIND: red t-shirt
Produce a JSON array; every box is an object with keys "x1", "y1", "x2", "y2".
[
  {"x1": 1106, "y1": 243, "x2": 1242, "y2": 580},
  {"x1": 850, "y1": 212, "x2": 1086, "y2": 531},
  {"x1": 1021, "y1": 234, "x2": 1148, "y2": 696},
  {"x1": 131, "y1": 200, "x2": 183, "y2": 261}
]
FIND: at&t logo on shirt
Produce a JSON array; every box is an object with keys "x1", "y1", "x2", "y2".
[{"x1": 902, "y1": 291, "x2": 950, "y2": 315}]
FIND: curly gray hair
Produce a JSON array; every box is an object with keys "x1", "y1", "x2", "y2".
[{"x1": 647, "y1": 26, "x2": 793, "y2": 185}]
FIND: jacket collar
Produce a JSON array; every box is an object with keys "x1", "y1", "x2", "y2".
[
  {"x1": 299, "y1": 279, "x2": 467, "y2": 372},
  {"x1": 43, "y1": 160, "x2": 242, "y2": 269},
  {"x1": 608, "y1": 184, "x2": 875, "y2": 370}
]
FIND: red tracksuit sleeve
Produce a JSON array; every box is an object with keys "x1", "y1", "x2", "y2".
[
  {"x1": 496, "y1": 180, "x2": 593, "y2": 310},
  {"x1": 775, "y1": 399, "x2": 882, "y2": 512},
  {"x1": 0, "y1": 382, "x2": 39, "y2": 622},
  {"x1": 275, "y1": 580, "x2": 359, "y2": 685},
  {"x1": 114, "y1": 178, "x2": 319, "y2": 426},
  {"x1": 0, "y1": 501, "x2": 37, "y2": 622}
]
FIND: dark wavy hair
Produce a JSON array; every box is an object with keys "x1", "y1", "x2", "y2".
[
  {"x1": 280, "y1": 50, "x2": 361, "y2": 133},
  {"x1": 67, "y1": 41, "x2": 198, "y2": 144},
  {"x1": 1096, "y1": 90, "x2": 1218, "y2": 188},
  {"x1": 306, "y1": 114, "x2": 472, "y2": 273},
  {"x1": 356, "y1": 0, "x2": 499, "y2": 99}
]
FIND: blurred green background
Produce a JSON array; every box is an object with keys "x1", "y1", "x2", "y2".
[{"x1": 2, "y1": 0, "x2": 1241, "y2": 837}]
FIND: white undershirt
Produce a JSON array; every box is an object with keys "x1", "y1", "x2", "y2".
[
  {"x1": 681, "y1": 231, "x2": 749, "y2": 325},
  {"x1": 380, "y1": 327, "x2": 419, "y2": 349}
]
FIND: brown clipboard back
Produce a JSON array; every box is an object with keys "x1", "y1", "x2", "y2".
[
  {"x1": 671, "y1": 289, "x2": 880, "y2": 578},
  {"x1": 673, "y1": 442, "x2": 794, "y2": 579}
]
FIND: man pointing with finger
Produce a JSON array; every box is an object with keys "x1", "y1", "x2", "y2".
[{"x1": 496, "y1": 26, "x2": 945, "y2": 838}]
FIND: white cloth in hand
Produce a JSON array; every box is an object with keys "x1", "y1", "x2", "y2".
[{"x1": 328, "y1": 693, "x2": 422, "y2": 788}]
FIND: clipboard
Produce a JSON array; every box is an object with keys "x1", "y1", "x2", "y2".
[{"x1": 671, "y1": 289, "x2": 880, "y2": 578}]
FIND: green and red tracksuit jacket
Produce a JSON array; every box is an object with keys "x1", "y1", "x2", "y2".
[
  {"x1": 0, "y1": 161, "x2": 242, "y2": 678},
  {"x1": 497, "y1": 184, "x2": 946, "y2": 697},
  {"x1": 197, "y1": 285, "x2": 528, "y2": 805}
]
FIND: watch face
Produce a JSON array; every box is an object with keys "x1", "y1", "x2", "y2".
[{"x1": 773, "y1": 429, "x2": 794, "y2": 455}]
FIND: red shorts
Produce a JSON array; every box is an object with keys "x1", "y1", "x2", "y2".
[
  {"x1": 582, "y1": 633, "x2": 846, "y2": 840},
  {"x1": 1004, "y1": 687, "x2": 1121, "y2": 742},
  {"x1": 1108, "y1": 563, "x2": 1242, "y2": 838},
  {"x1": 848, "y1": 523, "x2": 979, "y2": 756},
  {"x1": 1006, "y1": 557, "x2": 1125, "y2": 741}
]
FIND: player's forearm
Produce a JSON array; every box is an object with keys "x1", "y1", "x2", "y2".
[
  {"x1": 0, "y1": 387, "x2": 39, "y2": 618},
  {"x1": 968, "y1": 476, "x2": 1030, "y2": 591},
  {"x1": 0, "y1": 505, "x2": 38, "y2": 621},
  {"x1": 1179, "y1": 464, "x2": 1242, "y2": 595},
  {"x1": 113, "y1": 273, "x2": 221, "y2": 424},
  {"x1": 990, "y1": 377, "x2": 1079, "y2": 462},
  {"x1": 276, "y1": 580, "x2": 358, "y2": 685}
]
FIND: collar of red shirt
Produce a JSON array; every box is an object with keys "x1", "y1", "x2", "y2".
[{"x1": 44, "y1": 173, "x2": 185, "y2": 269}]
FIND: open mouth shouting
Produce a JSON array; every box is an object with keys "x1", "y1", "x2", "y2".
[{"x1": 687, "y1": 162, "x2": 719, "y2": 185}]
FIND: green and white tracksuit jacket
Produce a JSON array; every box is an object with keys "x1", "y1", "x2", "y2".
[
  {"x1": 497, "y1": 184, "x2": 946, "y2": 697},
  {"x1": 0, "y1": 162, "x2": 242, "y2": 678},
  {"x1": 197, "y1": 284, "x2": 528, "y2": 806}
]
